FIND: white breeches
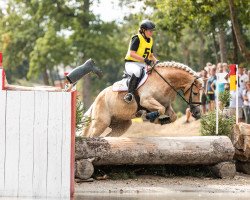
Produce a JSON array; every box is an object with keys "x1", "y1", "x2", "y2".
[{"x1": 125, "y1": 62, "x2": 146, "y2": 78}]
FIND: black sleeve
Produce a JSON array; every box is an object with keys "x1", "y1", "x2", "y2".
[
  {"x1": 130, "y1": 35, "x2": 140, "y2": 51},
  {"x1": 151, "y1": 45, "x2": 154, "y2": 53}
]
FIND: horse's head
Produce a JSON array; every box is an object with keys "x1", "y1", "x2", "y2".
[{"x1": 184, "y1": 78, "x2": 203, "y2": 119}]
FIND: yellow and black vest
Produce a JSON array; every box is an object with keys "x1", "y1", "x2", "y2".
[{"x1": 125, "y1": 34, "x2": 153, "y2": 62}]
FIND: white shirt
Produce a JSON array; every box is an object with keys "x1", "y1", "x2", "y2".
[
  {"x1": 239, "y1": 74, "x2": 249, "y2": 91},
  {"x1": 243, "y1": 89, "x2": 250, "y2": 106},
  {"x1": 229, "y1": 90, "x2": 244, "y2": 108}
]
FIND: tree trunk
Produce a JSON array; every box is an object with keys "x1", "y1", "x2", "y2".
[
  {"x1": 228, "y1": 0, "x2": 250, "y2": 63},
  {"x1": 75, "y1": 136, "x2": 235, "y2": 165},
  {"x1": 49, "y1": 68, "x2": 55, "y2": 86},
  {"x1": 198, "y1": 31, "x2": 205, "y2": 67},
  {"x1": 81, "y1": 0, "x2": 92, "y2": 108},
  {"x1": 82, "y1": 75, "x2": 92, "y2": 108},
  {"x1": 42, "y1": 68, "x2": 50, "y2": 85},
  {"x1": 182, "y1": 45, "x2": 190, "y2": 66},
  {"x1": 232, "y1": 25, "x2": 239, "y2": 64},
  {"x1": 212, "y1": 32, "x2": 219, "y2": 63},
  {"x1": 218, "y1": 28, "x2": 227, "y2": 62}
]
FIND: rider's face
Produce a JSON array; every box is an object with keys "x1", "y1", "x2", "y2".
[{"x1": 145, "y1": 29, "x2": 154, "y2": 38}]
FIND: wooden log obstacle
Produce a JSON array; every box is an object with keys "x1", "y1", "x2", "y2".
[
  {"x1": 0, "y1": 53, "x2": 76, "y2": 198},
  {"x1": 75, "y1": 136, "x2": 236, "y2": 179}
]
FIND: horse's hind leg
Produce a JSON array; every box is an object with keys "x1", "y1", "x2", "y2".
[
  {"x1": 82, "y1": 113, "x2": 111, "y2": 138},
  {"x1": 106, "y1": 120, "x2": 132, "y2": 137}
]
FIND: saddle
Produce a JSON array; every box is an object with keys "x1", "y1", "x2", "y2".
[{"x1": 112, "y1": 68, "x2": 148, "y2": 92}]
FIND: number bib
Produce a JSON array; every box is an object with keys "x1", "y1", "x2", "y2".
[{"x1": 125, "y1": 34, "x2": 153, "y2": 62}]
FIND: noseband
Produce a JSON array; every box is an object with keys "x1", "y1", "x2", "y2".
[{"x1": 148, "y1": 67, "x2": 202, "y2": 108}]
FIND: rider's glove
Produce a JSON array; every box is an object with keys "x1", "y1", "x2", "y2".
[
  {"x1": 144, "y1": 58, "x2": 153, "y2": 66},
  {"x1": 155, "y1": 60, "x2": 160, "y2": 64}
]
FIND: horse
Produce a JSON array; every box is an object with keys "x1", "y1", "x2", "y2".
[{"x1": 83, "y1": 61, "x2": 203, "y2": 137}]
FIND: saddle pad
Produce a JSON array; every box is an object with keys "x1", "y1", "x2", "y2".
[{"x1": 112, "y1": 71, "x2": 149, "y2": 92}]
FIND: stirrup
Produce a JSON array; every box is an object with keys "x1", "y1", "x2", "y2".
[{"x1": 123, "y1": 93, "x2": 134, "y2": 104}]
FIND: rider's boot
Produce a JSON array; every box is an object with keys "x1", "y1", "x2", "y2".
[
  {"x1": 124, "y1": 74, "x2": 140, "y2": 104},
  {"x1": 66, "y1": 59, "x2": 102, "y2": 85}
]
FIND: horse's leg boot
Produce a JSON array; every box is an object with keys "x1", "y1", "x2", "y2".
[
  {"x1": 145, "y1": 111, "x2": 160, "y2": 122},
  {"x1": 124, "y1": 74, "x2": 140, "y2": 103}
]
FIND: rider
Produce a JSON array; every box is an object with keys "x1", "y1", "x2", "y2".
[{"x1": 123, "y1": 19, "x2": 159, "y2": 103}]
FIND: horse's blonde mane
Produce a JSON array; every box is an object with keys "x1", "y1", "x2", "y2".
[{"x1": 156, "y1": 61, "x2": 202, "y2": 83}]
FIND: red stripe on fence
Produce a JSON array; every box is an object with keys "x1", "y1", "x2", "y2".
[
  {"x1": 70, "y1": 90, "x2": 77, "y2": 197},
  {"x1": 0, "y1": 52, "x2": 2, "y2": 67}
]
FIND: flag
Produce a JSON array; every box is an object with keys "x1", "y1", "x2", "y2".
[{"x1": 229, "y1": 64, "x2": 237, "y2": 91}]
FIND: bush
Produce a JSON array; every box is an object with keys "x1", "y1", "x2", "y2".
[
  {"x1": 219, "y1": 90, "x2": 231, "y2": 108},
  {"x1": 200, "y1": 111, "x2": 235, "y2": 136},
  {"x1": 76, "y1": 97, "x2": 84, "y2": 132}
]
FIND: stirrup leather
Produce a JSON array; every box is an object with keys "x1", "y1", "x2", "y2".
[{"x1": 123, "y1": 93, "x2": 134, "y2": 103}]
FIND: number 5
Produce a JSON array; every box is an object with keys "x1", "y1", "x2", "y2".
[{"x1": 143, "y1": 48, "x2": 150, "y2": 58}]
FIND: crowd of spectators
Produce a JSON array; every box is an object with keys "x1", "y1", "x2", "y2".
[{"x1": 185, "y1": 62, "x2": 250, "y2": 124}]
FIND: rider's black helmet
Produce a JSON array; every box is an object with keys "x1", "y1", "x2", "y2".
[{"x1": 140, "y1": 20, "x2": 156, "y2": 30}]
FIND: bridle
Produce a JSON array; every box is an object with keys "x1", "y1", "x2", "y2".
[{"x1": 148, "y1": 66, "x2": 202, "y2": 108}]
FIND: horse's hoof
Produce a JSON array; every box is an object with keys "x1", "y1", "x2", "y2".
[{"x1": 158, "y1": 115, "x2": 171, "y2": 125}]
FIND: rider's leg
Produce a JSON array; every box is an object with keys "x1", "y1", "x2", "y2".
[
  {"x1": 124, "y1": 74, "x2": 140, "y2": 103},
  {"x1": 123, "y1": 62, "x2": 144, "y2": 103}
]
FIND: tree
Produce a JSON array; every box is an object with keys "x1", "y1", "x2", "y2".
[{"x1": 228, "y1": 0, "x2": 250, "y2": 63}]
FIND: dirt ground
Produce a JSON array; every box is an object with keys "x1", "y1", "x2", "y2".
[
  {"x1": 76, "y1": 116, "x2": 250, "y2": 196},
  {"x1": 76, "y1": 173, "x2": 250, "y2": 194},
  {"x1": 123, "y1": 116, "x2": 201, "y2": 137}
]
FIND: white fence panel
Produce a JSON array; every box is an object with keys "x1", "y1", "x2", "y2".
[
  {"x1": 18, "y1": 91, "x2": 35, "y2": 196},
  {"x1": 61, "y1": 92, "x2": 72, "y2": 197},
  {"x1": 4, "y1": 91, "x2": 21, "y2": 196},
  {"x1": 33, "y1": 91, "x2": 49, "y2": 197},
  {"x1": 0, "y1": 90, "x2": 73, "y2": 198},
  {"x1": 0, "y1": 91, "x2": 6, "y2": 192},
  {"x1": 47, "y1": 92, "x2": 63, "y2": 197}
]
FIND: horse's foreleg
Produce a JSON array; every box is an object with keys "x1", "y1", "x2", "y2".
[
  {"x1": 140, "y1": 97, "x2": 166, "y2": 115},
  {"x1": 106, "y1": 120, "x2": 132, "y2": 137},
  {"x1": 165, "y1": 105, "x2": 177, "y2": 122}
]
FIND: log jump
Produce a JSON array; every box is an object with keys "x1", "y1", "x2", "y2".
[{"x1": 75, "y1": 136, "x2": 236, "y2": 178}]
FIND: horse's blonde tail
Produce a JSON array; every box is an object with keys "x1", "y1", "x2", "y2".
[{"x1": 84, "y1": 103, "x2": 93, "y2": 117}]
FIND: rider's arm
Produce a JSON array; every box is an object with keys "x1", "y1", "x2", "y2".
[
  {"x1": 211, "y1": 81, "x2": 215, "y2": 92},
  {"x1": 243, "y1": 90, "x2": 248, "y2": 101},
  {"x1": 128, "y1": 36, "x2": 145, "y2": 62},
  {"x1": 129, "y1": 51, "x2": 145, "y2": 62}
]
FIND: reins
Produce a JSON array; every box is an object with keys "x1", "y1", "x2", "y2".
[{"x1": 147, "y1": 64, "x2": 201, "y2": 107}]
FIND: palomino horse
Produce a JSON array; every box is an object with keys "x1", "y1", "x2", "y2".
[{"x1": 83, "y1": 61, "x2": 203, "y2": 137}]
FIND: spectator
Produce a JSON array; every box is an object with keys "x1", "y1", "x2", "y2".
[
  {"x1": 238, "y1": 65, "x2": 249, "y2": 91},
  {"x1": 200, "y1": 69, "x2": 208, "y2": 114},
  {"x1": 242, "y1": 81, "x2": 250, "y2": 124},
  {"x1": 185, "y1": 107, "x2": 191, "y2": 123},
  {"x1": 229, "y1": 89, "x2": 244, "y2": 122},
  {"x1": 206, "y1": 66, "x2": 216, "y2": 111},
  {"x1": 217, "y1": 63, "x2": 223, "y2": 73},
  {"x1": 222, "y1": 63, "x2": 229, "y2": 73},
  {"x1": 211, "y1": 63, "x2": 228, "y2": 95}
]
